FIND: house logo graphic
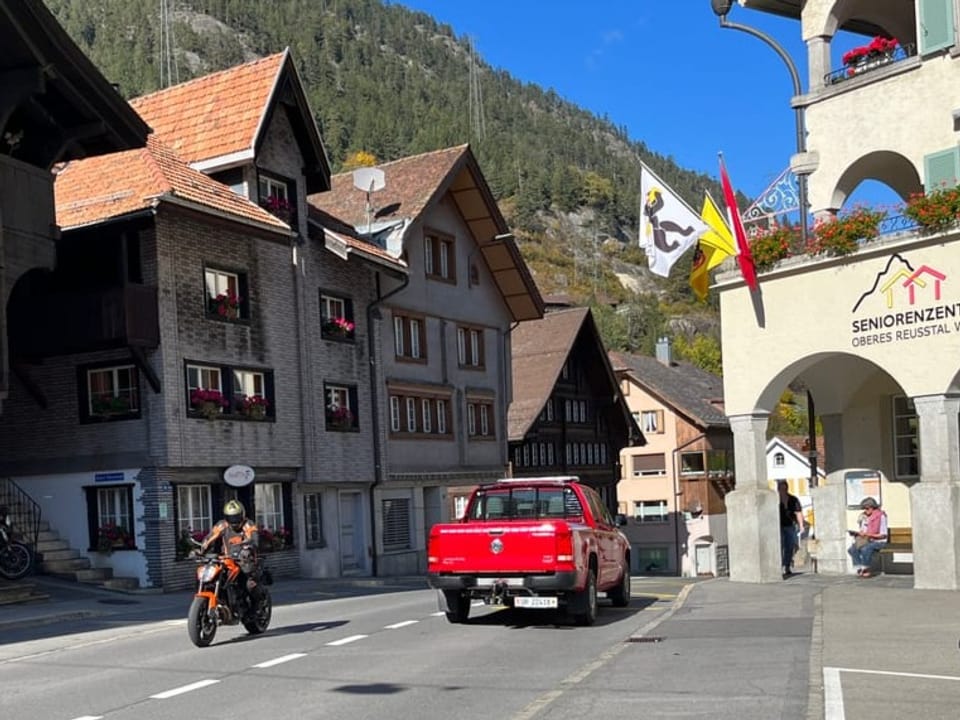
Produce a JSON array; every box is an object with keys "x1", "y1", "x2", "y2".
[{"x1": 850, "y1": 254, "x2": 959, "y2": 347}]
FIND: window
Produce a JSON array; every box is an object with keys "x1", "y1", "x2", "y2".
[
  {"x1": 680, "y1": 451, "x2": 706, "y2": 476},
  {"x1": 635, "y1": 500, "x2": 669, "y2": 523},
  {"x1": 421, "y1": 399, "x2": 432, "y2": 433},
  {"x1": 892, "y1": 395, "x2": 920, "y2": 478},
  {"x1": 255, "y1": 483, "x2": 284, "y2": 535},
  {"x1": 304, "y1": 493, "x2": 325, "y2": 547},
  {"x1": 80, "y1": 363, "x2": 140, "y2": 422},
  {"x1": 454, "y1": 495, "x2": 469, "y2": 519},
  {"x1": 382, "y1": 497, "x2": 411, "y2": 550},
  {"x1": 466, "y1": 400, "x2": 495, "y2": 439},
  {"x1": 389, "y1": 391, "x2": 451, "y2": 436},
  {"x1": 424, "y1": 232, "x2": 455, "y2": 281},
  {"x1": 456, "y1": 326, "x2": 484, "y2": 368},
  {"x1": 640, "y1": 410, "x2": 664, "y2": 434},
  {"x1": 186, "y1": 362, "x2": 275, "y2": 420},
  {"x1": 774, "y1": 452, "x2": 785, "y2": 468},
  {"x1": 390, "y1": 396, "x2": 401, "y2": 432},
  {"x1": 258, "y1": 173, "x2": 296, "y2": 224},
  {"x1": 204, "y1": 266, "x2": 248, "y2": 321},
  {"x1": 636, "y1": 546, "x2": 669, "y2": 573},
  {"x1": 325, "y1": 383, "x2": 358, "y2": 431},
  {"x1": 436, "y1": 399, "x2": 447, "y2": 434},
  {"x1": 320, "y1": 292, "x2": 355, "y2": 341},
  {"x1": 393, "y1": 312, "x2": 425, "y2": 361},
  {"x1": 406, "y1": 397, "x2": 417, "y2": 432},
  {"x1": 177, "y1": 485, "x2": 212, "y2": 538},
  {"x1": 85, "y1": 485, "x2": 136, "y2": 551}
]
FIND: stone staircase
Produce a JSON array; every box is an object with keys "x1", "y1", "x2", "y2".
[
  {"x1": 0, "y1": 579, "x2": 49, "y2": 605},
  {"x1": 37, "y1": 520, "x2": 140, "y2": 591}
]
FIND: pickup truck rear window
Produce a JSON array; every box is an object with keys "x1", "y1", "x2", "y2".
[{"x1": 468, "y1": 487, "x2": 583, "y2": 521}]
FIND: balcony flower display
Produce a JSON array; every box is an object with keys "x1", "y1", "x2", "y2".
[
  {"x1": 210, "y1": 290, "x2": 241, "y2": 320},
  {"x1": 97, "y1": 523, "x2": 135, "y2": 554},
  {"x1": 748, "y1": 225, "x2": 799, "y2": 271},
  {"x1": 323, "y1": 315, "x2": 356, "y2": 339},
  {"x1": 263, "y1": 195, "x2": 294, "y2": 223},
  {"x1": 177, "y1": 528, "x2": 208, "y2": 560},
  {"x1": 326, "y1": 404, "x2": 354, "y2": 431},
  {"x1": 807, "y1": 206, "x2": 886, "y2": 257},
  {"x1": 91, "y1": 394, "x2": 133, "y2": 416},
  {"x1": 843, "y1": 36, "x2": 898, "y2": 75},
  {"x1": 190, "y1": 388, "x2": 229, "y2": 419},
  {"x1": 903, "y1": 184, "x2": 960, "y2": 233},
  {"x1": 260, "y1": 526, "x2": 292, "y2": 552},
  {"x1": 238, "y1": 394, "x2": 270, "y2": 420}
]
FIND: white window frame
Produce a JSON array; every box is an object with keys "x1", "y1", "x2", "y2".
[
  {"x1": 255, "y1": 482, "x2": 284, "y2": 532},
  {"x1": 393, "y1": 316, "x2": 405, "y2": 356},
  {"x1": 259, "y1": 175, "x2": 289, "y2": 203},
  {"x1": 635, "y1": 499, "x2": 669, "y2": 523},
  {"x1": 457, "y1": 327, "x2": 466, "y2": 365},
  {"x1": 436, "y1": 399, "x2": 447, "y2": 434},
  {"x1": 390, "y1": 396, "x2": 401, "y2": 432},
  {"x1": 467, "y1": 402, "x2": 477, "y2": 436},
  {"x1": 774, "y1": 452, "x2": 785, "y2": 468},
  {"x1": 177, "y1": 485, "x2": 212, "y2": 535},
  {"x1": 423, "y1": 236, "x2": 434, "y2": 275},
  {"x1": 87, "y1": 365, "x2": 139, "y2": 415},
  {"x1": 439, "y1": 240, "x2": 449, "y2": 278},
  {"x1": 204, "y1": 267, "x2": 238, "y2": 301},
  {"x1": 326, "y1": 385, "x2": 351, "y2": 412},
  {"x1": 480, "y1": 405, "x2": 489, "y2": 436},
  {"x1": 421, "y1": 398, "x2": 432, "y2": 433},
  {"x1": 304, "y1": 492, "x2": 324, "y2": 547},
  {"x1": 410, "y1": 319, "x2": 422, "y2": 359},
  {"x1": 641, "y1": 410, "x2": 663, "y2": 433},
  {"x1": 892, "y1": 395, "x2": 920, "y2": 479},
  {"x1": 187, "y1": 364, "x2": 222, "y2": 393},
  {"x1": 98, "y1": 486, "x2": 131, "y2": 529},
  {"x1": 406, "y1": 398, "x2": 417, "y2": 432},
  {"x1": 233, "y1": 369, "x2": 265, "y2": 399},
  {"x1": 321, "y1": 294, "x2": 346, "y2": 323}
]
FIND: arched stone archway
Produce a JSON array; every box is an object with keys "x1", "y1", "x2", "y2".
[{"x1": 828, "y1": 150, "x2": 922, "y2": 210}]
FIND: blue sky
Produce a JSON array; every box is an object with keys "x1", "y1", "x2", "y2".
[{"x1": 395, "y1": 1, "x2": 899, "y2": 214}]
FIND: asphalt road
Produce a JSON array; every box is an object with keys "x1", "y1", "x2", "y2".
[{"x1": 1, "y1": 577, "x2": 818, "y2": 720}]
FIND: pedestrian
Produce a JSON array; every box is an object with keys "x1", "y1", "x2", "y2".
[
  {"x1": 777, "y1": 480, "x2": 804, "y2": 578},
  {"x1": 848, "y1": 496, "x2": 888, "y2": 578}
]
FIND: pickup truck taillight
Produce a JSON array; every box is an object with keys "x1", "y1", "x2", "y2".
[{"x1": 556, "y1": 527, "x2": 575, "y2": 564}]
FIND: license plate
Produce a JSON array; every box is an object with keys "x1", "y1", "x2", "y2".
[{"x1": 513, "y1": 596, "x2": 558, "y2": 609}]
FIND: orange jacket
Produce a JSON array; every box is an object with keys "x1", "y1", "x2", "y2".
[{"x1": 200, "y1": 518, "x2": 259, "y2": 557}]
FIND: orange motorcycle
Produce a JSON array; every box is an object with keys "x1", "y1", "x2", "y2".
[{"x1": 188, "y1": 545, "x2": 272, "y2": 647}]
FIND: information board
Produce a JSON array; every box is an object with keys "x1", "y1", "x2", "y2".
[{"x1": 844, "y1": 469, "x2": 882, "y2": 509}]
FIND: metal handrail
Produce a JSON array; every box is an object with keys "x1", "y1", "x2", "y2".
[
  {"x1": 0, "y1": 477, "x2": 41, "y2": 549},
  {"x1": 824, "y1": 43, "x2": 917, "y2": 85}
]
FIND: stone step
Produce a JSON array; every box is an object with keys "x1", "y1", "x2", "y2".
[
  {"x1": 103, "y1": 577, "x2": 139, "y2": 591},
  {"x1": 0, "y1": 582, "x2": 49, "y2": 606},
  {"x1": 40, "y1": 547, "x2": 80, "y2": 562},
  {"x1": 76, "y1": 567, "x2": 113, "y2": 583},
  {"x1": 37, "y1": 539, "x2": 69, "y2": 554},
  {"x1": 42, "y1": 557, "x2": 91, "y2": 575},
  {"x1": 37, "y1": 529, "x2": 60, "y2": 543}
]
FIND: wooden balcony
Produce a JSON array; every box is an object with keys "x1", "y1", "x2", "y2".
[{"x1": 13, "y1": 284, "x2": 159, "y2": 358}]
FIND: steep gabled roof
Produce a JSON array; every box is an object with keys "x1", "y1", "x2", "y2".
[
  {"x1": 129, "y1": 49, "x2": 330, "y2": 192},
  {"x1": 509, "y1": 307, "x2": 641, "y2": 443},
  {"x1": 308, "y1": 145, "x2": 543, "y2": 322},
  {"x1": 55, "y1": 134, "x2": 290, "y2": 233},
  {"x1": 609, "y1": 350, "x2": 728, "y2": 428}
]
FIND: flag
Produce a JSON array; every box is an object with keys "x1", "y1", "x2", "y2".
[
  {"x1": 639, "y1": 163, "x2": 708, "y2": 278},
  {"x1": 699, "y1": 191, "x2": 736, "y2": 271},
  {"x1": 689, "y1": 242, "x2": 710, "y2": 302},
  {"x1": 718, "y1": 154, "x2": 758, "y2": 291}
]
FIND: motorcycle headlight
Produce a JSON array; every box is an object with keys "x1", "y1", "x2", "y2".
[{"x1": 198, "y1": 564, "x2": 219, "y2": 583}]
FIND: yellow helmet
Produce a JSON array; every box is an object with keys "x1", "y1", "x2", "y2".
[{"x1": 224, "y1": 499, "x2": 245, "y2": 530}]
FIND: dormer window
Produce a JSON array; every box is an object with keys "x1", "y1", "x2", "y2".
[{"x1": 258, "y1": 173, "x2": 296, "y2": 225}]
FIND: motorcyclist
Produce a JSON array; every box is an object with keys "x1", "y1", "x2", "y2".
[{"x1": 198, "y1": 499, "x2": 262, "y2": 612}]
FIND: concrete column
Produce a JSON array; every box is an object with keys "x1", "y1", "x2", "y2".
[
  {"x1": 727, "y1": 413, "x2": 781, "y2": 583},
  {"x1": 807, "y1": 35, "x2": 831, "y2": 90},
  {"x1": 811, "y1": 479, "x2": 849, "y2": 575},
  {"x1": 820, "y1": 413, "x2": 844, "y2": 474},
  {"x1": 911, "y1": 394, "x2": 960, "y2": 589}
]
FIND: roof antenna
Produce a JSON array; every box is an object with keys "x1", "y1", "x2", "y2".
[{"x1": 352, "y1": 167, "x2": 386, "y2": 236}]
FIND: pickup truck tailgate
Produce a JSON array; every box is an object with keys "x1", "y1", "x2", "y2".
[{"x1": 428, "y1": 521, "x2": 572, "y2": 574}]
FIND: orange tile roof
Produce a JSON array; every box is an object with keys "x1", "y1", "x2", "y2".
[
  {"x1": 129, "y1": 52, "x2": 286, "y2": 165},
  {"x1": 55, "y1": 134, "x2": 290, "y2": 232}
]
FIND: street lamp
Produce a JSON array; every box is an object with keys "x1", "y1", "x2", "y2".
[{"x1": 710, "y1": 0, "x2": 818, "y2": 487}]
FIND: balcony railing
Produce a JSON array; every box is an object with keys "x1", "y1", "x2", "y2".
[
  {"x1": 13, "y1": 284, "x2": 159, "y2": 358},
  {"x1": 825, "y1": 43, "x2": 916, "y2": 86}
]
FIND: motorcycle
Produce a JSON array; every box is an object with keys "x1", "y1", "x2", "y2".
[
  {"x1": 187, "y1": 543, "x2": 272, "y2": 647},
  {"x1": 0, "y1": 508, "x2": 34, "y2": 581}
]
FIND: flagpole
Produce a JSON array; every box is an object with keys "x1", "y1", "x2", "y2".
[{"x1": 709, "y1": 0, "x2": 809, "y2": 251}]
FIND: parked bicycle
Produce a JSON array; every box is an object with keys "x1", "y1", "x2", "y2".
[{"x1": 0, "y1": 506, "x2": 34, "y2": 580}]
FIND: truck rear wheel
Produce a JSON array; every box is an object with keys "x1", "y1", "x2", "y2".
[
  {"x1": 443, "y1": 590, "x2": 471, "y2": 623},
  {"x1": 608, "y1": 566, "x2": 631, "y2": 607},
  {"x1": 573, "y1": 569, "x2": 598, "y2": 626}
]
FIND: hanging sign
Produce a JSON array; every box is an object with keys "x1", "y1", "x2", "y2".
[{"x1": 223, "y1": 465, "x2": 255, "y2": 487}]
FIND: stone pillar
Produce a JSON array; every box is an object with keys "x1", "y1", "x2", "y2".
[
  {"x1": 811, "y1": 479, "x2": 848, "y2": 575},
  {"x1": 727, "y1": 413, "x2": 781, "y2": 583},
  {"x1": 807, "y1": 35, "x2": 831, "y2": 90},
  {"x1": 911, "y1": 395, "x2": 960, "y2": 589},
  {"x1": 820, "y1": 413, "x2": 844, "y2": 474}
]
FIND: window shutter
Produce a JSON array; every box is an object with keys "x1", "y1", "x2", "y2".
[
  {"x1": 923, "y1": 148, "x2": 960, "y2": 192},
  {"x1": 349, "y1": 386, "x2": 359, "y2": 428},
  {"x1": 919, "y1": 0, "x2": 955, "y2": 54},
  {"x1": 345, "y1": 297, "x2": 354, "y2": 323},
  {"x1": 264, "y1": 372, "x2": 276, "y2": 418}
]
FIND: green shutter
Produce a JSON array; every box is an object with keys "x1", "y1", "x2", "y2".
[
  {"x1": 923, "y1": 148, "x2": 960, "y2": 191},
  {"x1": 919, "y1": 0, "x2": 955, "y2": 54}
]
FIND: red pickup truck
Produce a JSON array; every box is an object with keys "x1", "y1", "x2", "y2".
[{"x1": 427, "y1": 476, "x2": 631, "y2": 625}]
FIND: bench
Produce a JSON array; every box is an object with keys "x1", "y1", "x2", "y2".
[{"x1": 878, "y1": 527, "x2": 912, "y2": 575}]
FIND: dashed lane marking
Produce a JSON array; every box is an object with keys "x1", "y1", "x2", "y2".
[
  {"x1": 325, "y1": 634, "x2": 368, "y2": 646},
  {"x1": 150, "y1": 679, "x2": 219, "y2": 699},
  {"x1": 252, "y1": 653, "x2": 307, "y2": 668},
  {"x1": 384, "y1": 620, "x2": 419, "y2": 629}
]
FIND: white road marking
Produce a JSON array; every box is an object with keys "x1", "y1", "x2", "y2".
[
  {"x1": 150, "y1": 679, "x2": 220, "y2": 699},
  {"x1": 384, "y1": 620, "x2": 419, "y2": 629},
  {"x1": 325, "y1": 634, "x2": 368, "y2": 646},
  {"x1": 823, "y1": 667, "x2": 845, "y2": 720},
  {"x1": 831, "y1": 666, "x2": 960, "y2": 682},
  {"x1": 430, "y1": 611, "x2": 445, "y2": 617},
  {"x1": 71, "y1": 716, "x2": 103, "y2": 720},
  {"x1": 252, "y1": 653, "x2": 307, "y2": 668}
]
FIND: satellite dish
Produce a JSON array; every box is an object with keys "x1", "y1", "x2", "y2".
[{"x1": 352, "y1": 167, "x2": 385, "y2": 193}]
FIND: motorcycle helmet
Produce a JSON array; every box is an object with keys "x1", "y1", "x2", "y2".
[{"x1": 224, "y1": 499, "x2": 245, "y2": 531}]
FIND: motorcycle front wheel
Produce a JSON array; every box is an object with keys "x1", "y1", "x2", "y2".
[
  {"x1": 188, "y1": 596, "x2": 218, "y2": 647},
  {"x1": 0, "y1": 542, "x2": 33, "y2": 580},
  {"x1": 242, "y1": 589, "x2": 272, "y2": 635}
]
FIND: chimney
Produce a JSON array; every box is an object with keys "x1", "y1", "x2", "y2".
[{"x1": 655, "y1": 336, "x2": 672, "y2": 366}]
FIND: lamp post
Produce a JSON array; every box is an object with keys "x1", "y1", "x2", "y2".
[{"x1": 709, "y1": 0, "x2": 818, "y2": 487}]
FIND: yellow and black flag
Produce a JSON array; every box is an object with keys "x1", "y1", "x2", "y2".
[{"x1": 689, "y1": 192, "x2": 736, "y2": 301}]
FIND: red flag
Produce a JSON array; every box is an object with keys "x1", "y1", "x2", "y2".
[{"x1": 718, "y1": 154, "x2": 758, "y2": 291}]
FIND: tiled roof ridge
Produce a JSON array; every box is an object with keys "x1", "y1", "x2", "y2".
[
  {"x1": 129, "y1": 50, "x2": 286, "y2": 106},
  {"x1": 328, "y1": 143, "x2": 469, "y2": 178},
  {"x1": 140, "y1": 136, "x2": 178, "y2": 197}
]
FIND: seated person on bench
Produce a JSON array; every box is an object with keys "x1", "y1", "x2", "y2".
[{"x1": 848, "y1": 496, "x2": 888, "y2": 578}]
